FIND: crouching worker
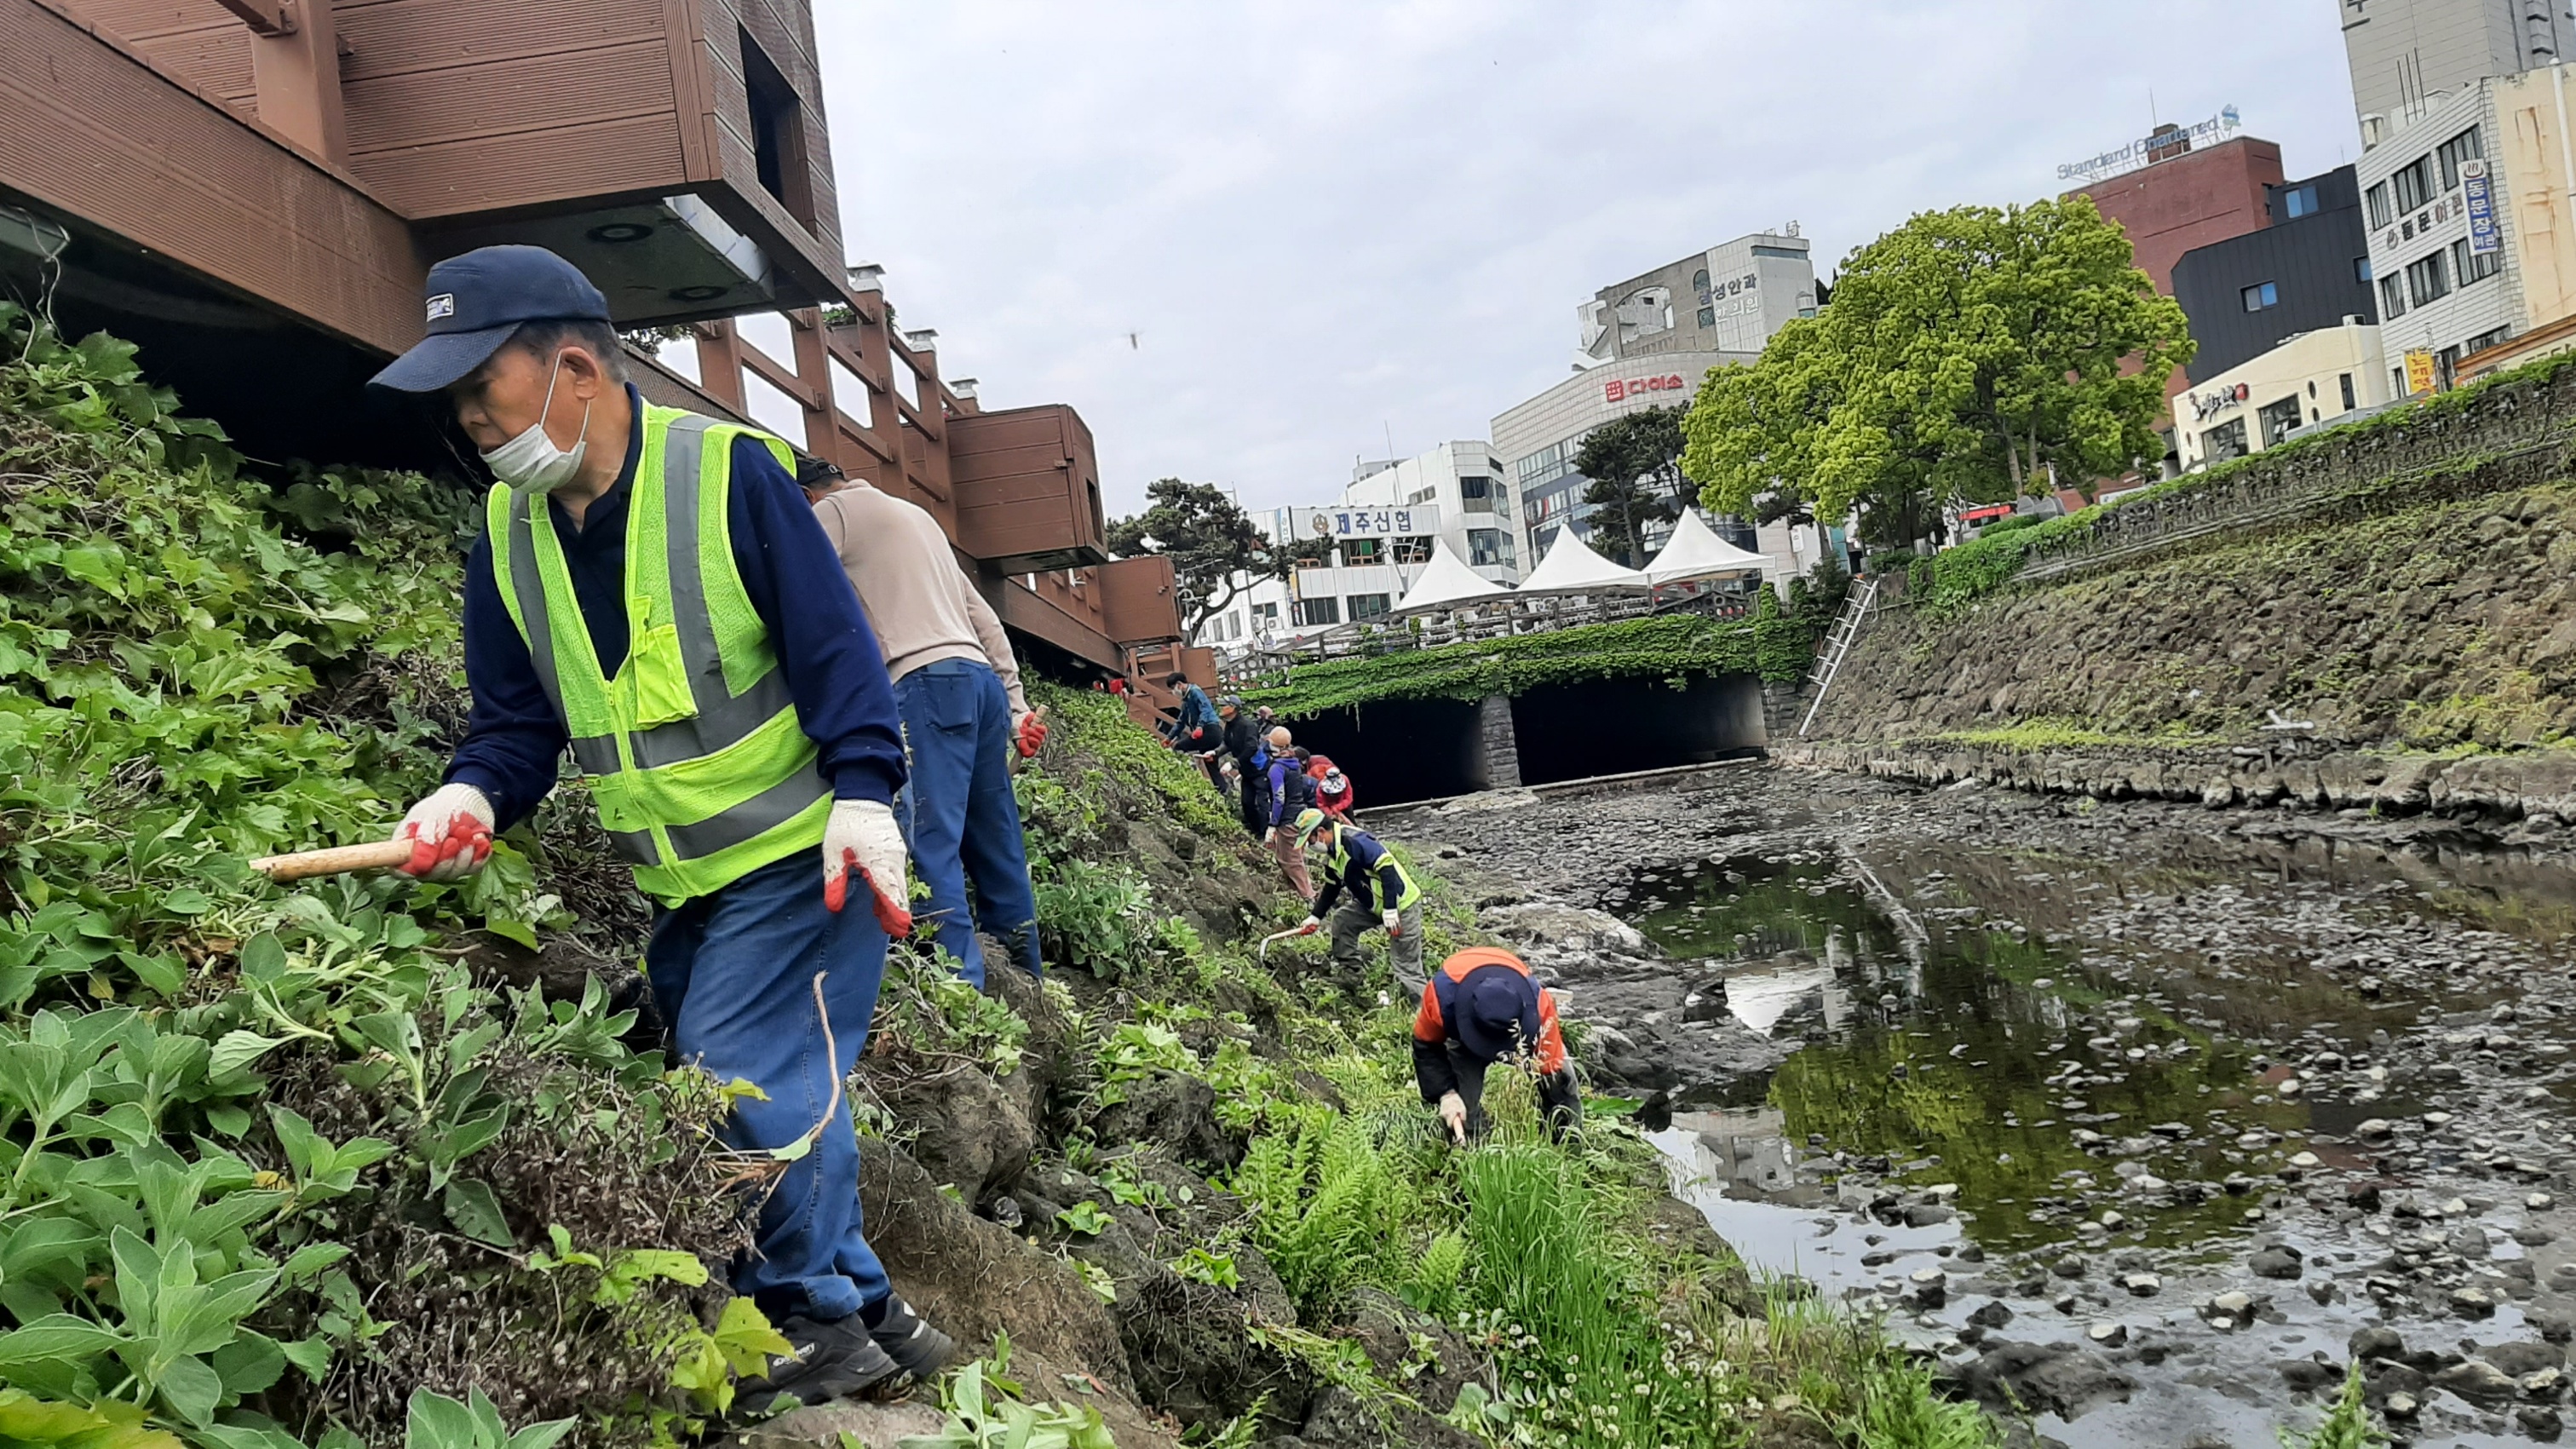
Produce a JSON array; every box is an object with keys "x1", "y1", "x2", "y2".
[
  {"x1": 1414, "y1": 948, "x2": 1582, "y2": 1143},
  {"x1": 371, "y1": 245, "x2": 951, "y2": 1406},
  {"x1": 1291, "y1": 807, "x2": 1424, "y2": 993}
]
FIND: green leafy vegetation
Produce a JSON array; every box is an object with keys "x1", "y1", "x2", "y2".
[
  {"x1": 0, "y1": 308, "x2": 771, "y2": 1446},
  {"x1": 2285, "y1": 1366, "x2": 2384, "y2": 1449},
  {"x1": 1685, "y1": 195, "x2": 2190, "y2": 552}
]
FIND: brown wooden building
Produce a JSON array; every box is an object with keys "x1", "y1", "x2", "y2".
[{"x1": 0, "y1": 0, "x2": 1184, "y2": 681}]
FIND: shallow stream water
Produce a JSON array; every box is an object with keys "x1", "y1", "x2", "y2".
[{"x1": 1591, "y1": 819, "x2": 2576, "y2": 1447}]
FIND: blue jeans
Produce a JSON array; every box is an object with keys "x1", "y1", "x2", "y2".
[
  {"x1": 645, "y1": 851, "x2": 889, "y2": 1323},
  {"x1": 895, "y1": 658, "x2": 1040, "y2": 987}
]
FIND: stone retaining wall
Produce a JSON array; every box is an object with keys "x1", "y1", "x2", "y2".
[{"x1": 1775, "y1": 740, "x2": 2576, "y2": 824}]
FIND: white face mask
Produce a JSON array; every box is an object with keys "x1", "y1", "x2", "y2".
[{"x1": 480, "y1": 350, "x2": 592, "y2": 496}]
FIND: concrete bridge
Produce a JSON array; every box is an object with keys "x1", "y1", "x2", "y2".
[{"x1": 1283, "y1": 673, "x2": 1780, "y2": 806}]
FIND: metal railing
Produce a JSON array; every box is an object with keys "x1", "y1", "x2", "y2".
[{"x1": 1216, "y1": 586, "x2": 1756, "y2": 678}]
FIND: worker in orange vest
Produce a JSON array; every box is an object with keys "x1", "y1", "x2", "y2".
[{"x1": 1412, "y1": 947, "x2": 1581, "y2": 1143}]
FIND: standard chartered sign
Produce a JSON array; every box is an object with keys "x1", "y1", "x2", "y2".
[{"x1": 2057, "y1": 106, "x2": 2242, "y2": 183}]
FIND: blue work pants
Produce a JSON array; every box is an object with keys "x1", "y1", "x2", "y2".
[
  {"x1": 894, "y1": 658, "x2": 1040, "y2": 987},
  {"x1": 645, "y1": 851, "x2": 889, "y2": 1324}
]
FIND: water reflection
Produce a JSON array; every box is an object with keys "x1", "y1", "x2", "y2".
[{"x1": 1629, "y1": 854, "x2": 2303, "y2": 1254}]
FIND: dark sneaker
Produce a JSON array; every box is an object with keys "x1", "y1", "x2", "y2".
[
  {"x1": 866, "y1": 1294, "x2": 957, "y2": 1381},
  {"x1": 735, "y1": 1313, "x2": 903, "y2": 1409}
]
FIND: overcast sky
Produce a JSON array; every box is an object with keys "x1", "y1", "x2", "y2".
[{"x1": 814, "y1": 2, "x2": 2361, "y2": 517}]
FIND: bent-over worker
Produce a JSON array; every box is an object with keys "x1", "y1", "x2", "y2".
[
  {"x1": 1165, "y1": 671, "x2": 1224, "y2": 791},
  {"x1": 1291, "y1": 806, "x2": 1423, "y2": 993},
  {"x1": 1413, "y1": 947, "x2": 1581, "y2": 1143},
  {"x1": 805, "y1": 464, "x2": 1045, "y2": 986},
  {"x1": 371, "y1": 245, "x2": 949, "y2": 1406}
]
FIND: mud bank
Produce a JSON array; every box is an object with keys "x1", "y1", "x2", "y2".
[{"x1": 1377, "y1": 764, "x2": 2576, "y2": 1447}]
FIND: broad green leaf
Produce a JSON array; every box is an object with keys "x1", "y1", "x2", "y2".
[
  {"x1": 710, "y1": 1296, "x2": 793, "y2": 1375},
  {"x1": 0, "y1": 1314, "x2": 124, "y2": 1371},
  {"x1": 441, "y1": 1179, "x2": 513, "y2": 1248},
  {"x1": 208, "y1": 1031, "x2": 284, "y2": 1081},
  {"x1": 404, "y1": 1389, "x2": 480, "y2": 1449},
  {"x1": 152, "y1": 1353, "x2": 224, "y2": 1427},
  {"x1": 0, "y1": 1389, "x2": 183, "y2": 1449},
  {"x1": 279, "y1": 1333, "x2": 332, "y2": 1380},
  {"x1": 210, "y1": 1330, "x2": 286, "y2": 1395}
]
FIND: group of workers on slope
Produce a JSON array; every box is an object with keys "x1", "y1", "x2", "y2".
[
  {"x1": 367, "y1": 245, "x2": 1062, "y2": 1411},
  {"x1": 1160, "y1": 681, "x2": 1579, "y2": 1149}
]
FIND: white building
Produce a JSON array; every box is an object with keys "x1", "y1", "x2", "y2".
[
  {"x1": 2343, "y1": 0, "x2": 2571, "y2": 147},
  {"x1": 1192, "y1": 441, "x2": 1520, "y2": 652},
  {"x1": 2173, "y1": 320, "x2": 2395, "y2": 470},
  {"x1": 1492, "y1": 349, "x2": 1755, "y2": 564},
  {"x1": 2357, "y1": 65, "x2": 2576, "y2": 390}
]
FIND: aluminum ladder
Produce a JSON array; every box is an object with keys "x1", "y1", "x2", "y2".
[{"x1": 1796, "y1": 577, "x2": 1878, "y2": 739}]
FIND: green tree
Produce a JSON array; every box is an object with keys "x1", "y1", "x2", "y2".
[
  {"x1": 1684, "y1": 195, "x2": 2192, "y2": 551},
  {"x1": 1570, "y1": 405, "x2": 1688, "y2": 566},
  {"x1": 1106, "y1": 477, "x2": 1288, "y2": 635}
]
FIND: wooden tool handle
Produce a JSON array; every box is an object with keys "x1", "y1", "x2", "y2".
[{"x1": 249, "y1": 838, "x2": 416, "y2": 882}]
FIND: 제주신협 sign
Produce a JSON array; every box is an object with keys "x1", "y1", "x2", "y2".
[
  {"x1": 2463, "y1": 160, "x2": 2501, "y2": 255},
  {"x1": 1287, "y1": 505, "x2": 1439, "y2": 540}
]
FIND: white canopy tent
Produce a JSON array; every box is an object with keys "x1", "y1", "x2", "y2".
[
  {"x1": 1643, "y1": 509, "x2": 1773, "y2": 587},
  {"x1": 1392, "y1": 537, "x2": 1513, "y2": 616},
  {"x1": 1512, "y1": 529, "x2": 1652, "y2": 596}
]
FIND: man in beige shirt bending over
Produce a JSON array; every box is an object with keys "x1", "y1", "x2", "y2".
[{"x1": 805, "y1": 461, "x2": 1048, "y2": 986}]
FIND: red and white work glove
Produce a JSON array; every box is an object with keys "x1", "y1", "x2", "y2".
[
  {"x1": 393, "y1": 784, "x2": 495, "y2": 881},
  {"x1": 1383, "y1": 908, "x2": 1404, "y2": 938},
  {"x1": 1013, "y1": 707, "x2": 1049, "y2": 759},
  {"x1": 823, "y1": 798, "x2": 913, "y2": 937},
  {"x1": 1297, "y1": 915, "x2": 1321, "y2": 936}
]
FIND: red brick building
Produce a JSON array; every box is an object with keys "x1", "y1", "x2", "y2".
[{"x1": 2070, "y1": 134, "x2": 2287, "y2": 296}]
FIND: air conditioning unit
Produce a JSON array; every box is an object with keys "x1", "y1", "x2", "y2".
[{"x1": 2343, "y1": 313, "x2": 2366, "y2": 325}]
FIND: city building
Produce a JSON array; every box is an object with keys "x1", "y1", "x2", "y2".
[
  {"x1": 2355, "y1": 66, "x2": 2576, "y2": 391},
  {"x1": 1492, "y1": 349, "x2": 1754, "y2": 562},
  {"x1": 2343, "y1": 0, "x2": 2571, "y2": 147},
  {"x1": 2171, "y1": 165, "x2": 2380, "y2": 382},
  {"x1": 0, "y1": 0, "x2": 1183, "y2": 682},
  {"x1": 1578, "y1": 230, "x2": 1819, "y2": 365},
  {"x1": 2066, "y1": 121, "x2": 2284, "y2": 296},
  {"x1": 2172, "y1": 320, "x2": 2395, "y2": 470},
  {"x1": 1192, "y1": 441, "x2": 1519, "y2": 651}
]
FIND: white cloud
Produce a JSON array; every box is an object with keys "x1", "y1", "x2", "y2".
[{"x1": 817, "y1": 1, "x2": 2360, "y2": 515}]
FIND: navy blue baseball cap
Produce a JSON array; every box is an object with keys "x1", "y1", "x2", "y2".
[
  {"x1": 1455, "y1": 964, "x2": 1541, "y2": 1065},
  {"x1": 369, "y1": 245, "x2": 612, "y2": 394}
]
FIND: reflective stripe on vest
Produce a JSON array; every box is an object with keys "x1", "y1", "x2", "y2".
[
  {"x1": 487, "y1": 406, "x2": 829, "y2": 903},
  {"x1": 1328, "y1": 830, "x2": 1420, "y2": 912}
]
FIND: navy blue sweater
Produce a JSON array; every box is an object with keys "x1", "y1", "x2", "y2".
[{"x1": 445, "y1": 388, "x2": 906, "y2": 831}]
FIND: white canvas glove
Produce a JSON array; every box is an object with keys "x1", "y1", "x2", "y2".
[
  {"x1": 823, "y1": 798, "x2": 912, "y2": 935},
  {"x1": 392, "y1": 783, "x2": 494, "y2": 881},
  {"x1": 1438, "y1": 1091, "x2": 1467, "y2": 1144},
  {"x1": 1383, "y1": 907, "x2": 1403, "y2": 937}
]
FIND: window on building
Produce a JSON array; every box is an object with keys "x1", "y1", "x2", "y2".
[
  {"x1": 2406, "y1": 250, "x2": 2451, "y2": 307},
  {"x1": 1291, "y1": 541, "x2": 1329, "y2": 568},
  {"x1": 2202, "y1": 417, "x2": 2250, "y2": 463},
  {"x1": 2392, "y1": 154, "x2": 2435, "y2": 213},
  {"x1": 1341, "y1": 537, "x2": 1383, "y2": 564},
  {"x1": 2436, "y1": 124, "x2": 2484, "y2": 190},
  {"x1": 1692, "y1": 267, "x2": 1710, "y2": 293},
  {"x1": 1407, "y1": 486, "x2": 1435, "y2": 503},
  {"x1": 2464, "y1": 325, "x2": 2512, "y2": 355},
  {"x1": 2378, "y1": 274, "x2": 2408, "y2": 318},
  {"x1": 2257, "y1": 395, "x2": 2303, "y2": 447},
  {"x1": 2366, "y1": 181, "x2": 2394, "y2": 228},
  {"x1": 2452, "y1": 236, "x2": 2502, "y2": 285},
  {"x1": 2393, "y1": 365, "x2": 2409, "y2": 397},
  {"x1": 1251, "y1": 601, "x2": 1280, "y2": 628},
  {"x1": 2436, "y1": 344, "x2": 2461, "y2": 388},
  {"x1": 739, "y1": 28, "x2": 817, "y2": 227},
  {"x1": 1458, "y1": 474, "x2": 1495, "y2": 513},
  {"x1": 2355, "y1": 256, "x2": 2373, "y2": 284},
  {"x1": 2340, "y1": 372, "x2": 2357, "y2": 411},
  {"x1": 1697, "y1": 306, "x2": 1716, "y2": 327},
  {"x1": 1468, "y1": 528, "x2": 1513, "y2": 568},
  {"x1": 2242, "y1": 281, "x2": 2280, "y2": 312},
  {"x1": 1346, "y1": 593, "x2": 1390, "y2": 622},
  {"x1": 1294, "y1": 597, "x2": 1340, "y2": 628},
  {"x1": 2280, "y1": 182, "x2": 2320, "y2": 219},
  {"x1": 1390, "y1": 535, "x2": 1433, "y2": 565}
]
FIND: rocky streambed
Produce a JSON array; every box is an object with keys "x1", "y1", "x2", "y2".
[{"x1": 1375, "y1": 764, "x2": 2576, "y2": 1448}]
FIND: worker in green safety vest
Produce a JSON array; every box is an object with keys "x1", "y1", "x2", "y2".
[
  {"x1": 1289, "y1": 807, "x2": 1426, "y2": 994},
  {"x1": 369, "y1": 245, "x2": 948, "y2": 1408}
]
